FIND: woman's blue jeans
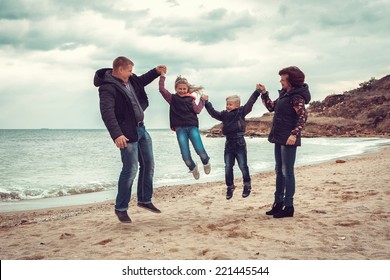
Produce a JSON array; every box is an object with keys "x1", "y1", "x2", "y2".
[
  {"x1": 116, "y1": 126, "x2": 154, "y2": 211},
  {"x1": 175, "y1": 126, "x2": 209, "y2": 171},
  {"x1": 274, "y1": 144, "x2": 297, "y2": 207},
  {"x1": 224, "y1": 137, "x2": 251, "y2": 187}
]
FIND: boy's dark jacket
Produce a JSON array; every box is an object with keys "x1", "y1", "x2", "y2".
[
  {"x1": 205, "y1": 90, "x2": 260, "y2": 137},
  {"x1": 93, "y1": 68, "x2": 160, "y2": 143}
]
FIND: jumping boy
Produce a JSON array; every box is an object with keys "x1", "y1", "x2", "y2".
[{"x1": 203, "y1": 84, "x2": 261, "y2": 199}]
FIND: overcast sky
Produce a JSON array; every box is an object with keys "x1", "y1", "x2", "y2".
[{"x1": 0, "y1": 0, "x2": 389, "y2": 129}]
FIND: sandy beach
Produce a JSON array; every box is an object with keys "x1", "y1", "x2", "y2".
[{"x1": 1, "y1": 147, "x2": 389, "y2": 260}]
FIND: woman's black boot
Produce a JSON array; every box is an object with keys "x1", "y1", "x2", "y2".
[
  {"x1": 265, "y1": 202, "x2": 283, "y2": 215},
  {"x1": 273, "y1": 206, "x2": 294, "y2": 218}
]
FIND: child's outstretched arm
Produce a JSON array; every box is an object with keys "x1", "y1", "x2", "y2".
[
  {"x1": 242, "y1": 84, "x2": 262, "y2": 116},
  {"x1": 204, "y1": 98, "x2": 223, "y2": 121},
  {"x1": 192, "y1": 94, "x2": 208, "y2": 114},
  {"x1": 158, "y1": 75, "x2": 173, "y2": 104}
]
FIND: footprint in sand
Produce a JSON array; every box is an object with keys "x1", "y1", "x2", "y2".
[
  {"x1": 94, "y1": 238, "x2": 113, "y2": 245},
  {"x1": 169, "y1": 248, "x2": 179, "y2": 253},
  {"x1": 311, "y1": 209, "x2": 327, "y2": 214},
  {"x1": 20, "y1": 255, "x2": 45, "y2": 260},
  {"x1": 334, "y1": 220, "x2": 361, "y2": 227},
  {"x1": 200, "y1": 249, "x2": 210, "y2": 256},
  {"x1": 202, "y1": 200, "x2": 213, "y2": 206},
  {"x1": 59, "y1": 233, "x2": 75, "y2": 239}
]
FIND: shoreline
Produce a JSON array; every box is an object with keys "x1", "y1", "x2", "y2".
[
  {"x1": 0, "y1": 142, "x2": 386, "y2": 213},
  {"x1": 1, "y1": 146, "x2": 389, "y2": 259},
  {"x1": 1, "y1": 136, "x2": 389, "y2": 213}
]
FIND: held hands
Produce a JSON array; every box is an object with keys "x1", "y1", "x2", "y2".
[
  {"x1": 201, "y1": 94, "x2": 209, "y2": 101},
  {"x1": 114, "y1": 135, "x2": 129, "y2": 149},
  {"x1": 156, "y1": 65, "x2": 167, "y2": 76},
  {"x1": 257, "y1": 83, "x2": 267, "y2": 94}
]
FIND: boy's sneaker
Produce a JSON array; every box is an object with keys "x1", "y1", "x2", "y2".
[
  {"x1": 203, "y1": 162, "x2": 211, "y2": 174},
  {"x1": 242, "y1": 185, "x2": 251, "y2": 198},
  {"x1": 226, "y1": 185, "x2": 236, "y2": 200},
  {"x1": 137, "y1": 202, "x2": 161, "y2": 213},
  {"x1": 190, "y1": 165, "x2": 200, "y2": 180},
  {"x1": 115, "y1": 210, "x2": 132, "y2": 223}
]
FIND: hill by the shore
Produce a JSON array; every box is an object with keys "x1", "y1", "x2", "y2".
[{"x1": 203, "y1": 75, "x2": 390, "y2": 138}]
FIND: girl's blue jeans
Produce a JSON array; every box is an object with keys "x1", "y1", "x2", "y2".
[{"x1": 176, "y1": 126, "x2": 209, "y2": 171}]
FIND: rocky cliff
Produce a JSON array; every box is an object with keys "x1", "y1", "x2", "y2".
[{"x1": 203, "y1": 75, "x2": 390, "y2": 138}]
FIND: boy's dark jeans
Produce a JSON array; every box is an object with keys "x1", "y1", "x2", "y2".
[{"x1": 224, "y1": 136, "x2": 251, "y2": 187}]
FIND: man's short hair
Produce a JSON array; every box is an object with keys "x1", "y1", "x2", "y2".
[{"x1": 113, "y1": 56, "x2": 134, "y2": 70}]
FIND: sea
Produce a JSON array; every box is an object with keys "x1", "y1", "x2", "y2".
[{"x1": 0, "y1": 129, "x2": 389, "y2": 212}]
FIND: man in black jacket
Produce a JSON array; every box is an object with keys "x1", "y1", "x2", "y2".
[{"x1": 94, "y1": 56, "x2": 166, "y2": 223}]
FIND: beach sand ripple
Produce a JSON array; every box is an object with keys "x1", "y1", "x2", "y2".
[{"x1": 1, "y1": 148, "x2": 389, "y2": 260}]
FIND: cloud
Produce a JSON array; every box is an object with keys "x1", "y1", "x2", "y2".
[
  {"x1": 166, "y1": 0, "x2": 179, "y2": 7},
  {"x1": 0, "y1": 0, "x2": 389, "y2": 129},
  {"x1": 0, "y1": 0, "x2": 117, "y2": 20},
  {"x1": 0, "y1": 3, "x2": 149, "y2": 51},
  {"x1": 144, "y1": 9, "x2": 258, "y2": 45}
]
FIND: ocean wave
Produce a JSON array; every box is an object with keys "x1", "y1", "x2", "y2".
[
  {"x1": 1, "y1": 131, "x2": 389, "y2": 203},
  {"x1": 0, "y1": 183, "x2": 116, "y2": 202}
]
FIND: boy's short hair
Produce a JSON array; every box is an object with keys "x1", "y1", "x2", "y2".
[{"x1": 226, "y1": 95, "x2": 240, "y2": 105}]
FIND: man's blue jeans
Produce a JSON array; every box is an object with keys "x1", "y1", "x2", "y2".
[
  {"x1": 176, "y1": 126, "x2": 209, "y2": 171},
  {"x1": 224, "y1": 137, "x2": 251, "y2": 187},
  {"x1": 274, "y1": 144, "x2": 297, "y2": 207},
  {"x1": 116, "y1": 125, "x2": 154, "y2": 211}
]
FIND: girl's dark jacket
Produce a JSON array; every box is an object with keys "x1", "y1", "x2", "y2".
[
  {"x1": 205, "y1": 90, "x2": 260, "y2": 138},
  {"x1": 93, "y1": 68, "x2": 160, "y2": 143},
  {"x1": 265, "y1": 84, "x2": 311, "y2": 146},
  {"x1": 169, "y1": 94, "x2": 199, "y2": 129}
]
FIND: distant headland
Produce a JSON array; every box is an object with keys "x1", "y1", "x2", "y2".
[{"x1": 203, "y1": 75, "x2": 390, "y2": 138}]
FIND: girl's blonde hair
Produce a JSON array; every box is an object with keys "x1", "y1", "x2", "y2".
[{"x1": 175, "y1": 75, "x2": 204, "y2": 96}]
